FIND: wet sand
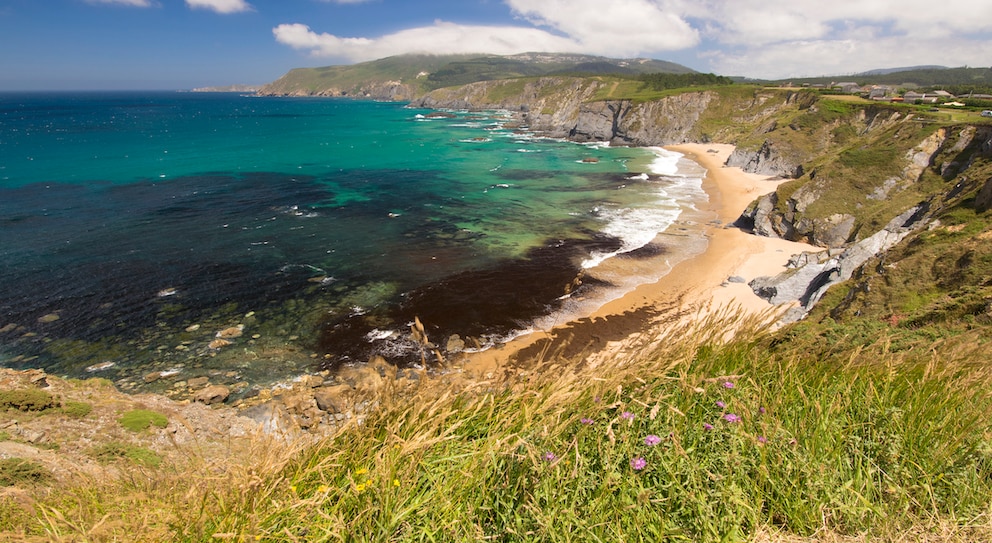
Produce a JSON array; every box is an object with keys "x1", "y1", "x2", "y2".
[{"x1": 457, "y1": 144, "x2": 823, "y2": 377}]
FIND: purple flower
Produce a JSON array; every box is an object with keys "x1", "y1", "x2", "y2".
[
  {"x1": 722, "y1": 381, "x2": 735, "y2": 389},
  {"x1": 758, "y1": 406, "x2": 766, "y2": 415},
  {"x1": 644, "y1": 434, "x2": 662, "y2": 446},
  {"x1": 620, "y1": 411, "x2": 634, "y2": 420},
  {"x1": 542, "y1": 452, "x2": 556, "y2": 462},
  {"x1": 716, "y1": 401, "x2": 726, "y2": 409},
  {"x1": 757, "y1": 435, "x2": 768, "y2": 443},
  {"x1": 703, "y1": 423, "x2": 714, "y2": 431},
  {"x1": 630, "y1": 457, "x2": 647, "y2": 471},
  {"x1": 580, "y1": 417, "x2": 594, "y2": 425},
  {"x1": 723, "y1": 413, "x2": 741, "y2": 423}
]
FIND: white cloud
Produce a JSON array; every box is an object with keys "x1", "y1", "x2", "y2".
[
  {"x1": 678, "y1": 0, "x2": 992, "y2": 77},
  {"x1": 185, "y1": 0, "x2": 253, "y2": 14},
  {"x1": 85, "y1": 0, "x2": 155, "y2": 6},
  {"x1": 505, "y1": 0, "x2": 698, "y2": 51},
  {"x1": 274, "y1": 0, "x2": 992, "y2": 78},
  {"x1": 273, "y1": 21, "x2": 582, "y2": 62},
  {"x1": 273, "y1": 0, "x2": 700, "y2": 62}
]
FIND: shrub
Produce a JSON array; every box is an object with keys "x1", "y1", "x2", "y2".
[
  {"x1": 61, "y1": 401, "x2": 93, "y2": 418},
  {"x1": 118, "y1": 409, "x2": 168, "y2": 432},
  {"x1": 0, "y1": 458, "x2": 52, "y2": 487},
  {"x1": 89, "y1": 442, "x2": 162, "y2": 468},
  {"x1": 0, "y1": 389, "x2": 59, "y2": 412}
]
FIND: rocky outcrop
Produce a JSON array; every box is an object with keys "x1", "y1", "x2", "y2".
[
  {"x1": 413, "y1": 79, "x2": 724, "y2": 147},
  {"x1": 750, "y1": 204, "x2": 927, "y2": 322},
  {"x1": 259, "y1": 81, "x2": 419, "y2": 101},
  {"x1": 726, "y1": 141, "x2": 805, "y2": 178},
  {"x1": 740, "y1": 128, "x2": 955, "y2": 248}
]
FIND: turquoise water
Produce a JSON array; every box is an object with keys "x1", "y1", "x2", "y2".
[{"x1": 0, "y1": 91, "x2": 706, "y2": 390}]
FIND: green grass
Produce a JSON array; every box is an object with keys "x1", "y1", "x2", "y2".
[
  {"x1": 89, "y1": 442, "x2": 162, "y2": 468},
  {"x1": 61, "y1": 401, "x2": 92, "y2": 418},
  {"x1": 3, "y1": 311, "x2": 991, "y2": 541},
  {"x1": 118, "y1": 409, "x2": 168, "y2": 432},
  {"x1": 0, "y1": 458, "x2": 52, "y2": 487},
  {"x1": 0, "y1": 389, "x2": 59, "y2": 412}
]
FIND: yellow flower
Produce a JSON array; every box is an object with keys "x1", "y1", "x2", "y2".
[
  {"x1": 317, "y1": 484, "x2": 329, "y2": 493},
  {"x1": 392, "y1": 479, "x2": 400, "y2": 487},
  {"x1": 290, "y1": 485, "x2": 297, "y2": 493},
  {"x1": 355, "y1": 482, "x2": 367, "y2": 492},
  {"x1": 355, "y1": 468, "x2": 369, "y2": 476}
]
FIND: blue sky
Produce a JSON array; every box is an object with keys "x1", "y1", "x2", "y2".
[{"x1": 2, "y1": 0, "x2": 990, "y2": 90}]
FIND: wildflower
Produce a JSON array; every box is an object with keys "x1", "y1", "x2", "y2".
[
  {"x1": 393, "y1": 479, "x2": 400, "y2": 487},
  {"x1": 355, "y1": 468, "x2": 369, "y2": 476},
  {"x1": 723, "y1": 413, "x2": 741, "y2": 423},
  {"x1": 355, "y1": 482, "x2": 367, "y2": 492},
  {"x1": 703, "y1": 423, "x2": 714, "y2": 431},
  {"x1": 644, "y1": 434, "x2": 662, "y2": 446},
  {"x1": 757, "y1": 436, "x2": 767, "y2": 444},
  {"x1": 630, "y1": 457, "x2": 647, "y2": 470},
  {"x1": 716, "y1": 401, "x2": 726, "y2": 409},
  {"x1": 543, "y1": 452, "x2": 557, "y2": 462},
  {"x1": 317, "y1": 484, "x2": 330, "y2": 493},
  {"x1": 758, "y1": 406, "x2": 766, "y2": 415},
  {"x1": 580, "y1": 417, "x2": 594, "y2": 425},
  {"x1": 722, "y1": 381, "x2": 735, "y2": 389},
  {"x1": 620, "y1": 411, "x2": 634, "y2": 420},
  {"x1": 290, "y1": 484, "x2": 297, "y2": 493}
]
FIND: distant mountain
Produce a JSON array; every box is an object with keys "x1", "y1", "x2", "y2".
[
  {"x1": 190, "y1": 84, "x2": 260, "y2": 93},
  {"x1": 856, "y1": 65, "x2": 948, "y2": 76},
  {"x1": 764, "y1": 66, "x2": 992, "y2": 89},
  {"x1": 257, "y1": 53, "x2": 696, "y2": 100}
]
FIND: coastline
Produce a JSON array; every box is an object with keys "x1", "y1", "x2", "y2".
[{"x1": 458, "y1": 143, "x2": 822, "y2": 376}]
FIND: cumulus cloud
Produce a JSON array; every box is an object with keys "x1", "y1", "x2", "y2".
[
  {"x1": 185, "y1": 0, "x2": 252, "y2": 14},
  {"x1": 274, "y1": 0, "x2": 992, "y2": 78},
  {"x1": 273, "y1": 21, "x2": 582, "y2": 62},
  {"x1": 679, "y1": 0, "x2": 992, "y2": 76},
  {"x1": 273, "y1": 0, "x2": 700, "y2": 61},
  {"x1": 505, "y1": 0, "x2": 698, "y2": 51},
  {"x1": 85, "y1": 0, "x2": 155, "y2": 6}
]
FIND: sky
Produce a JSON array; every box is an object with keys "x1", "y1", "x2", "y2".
[{"x1": 2, "y1": 0, "x2": 991, "y2": 90}]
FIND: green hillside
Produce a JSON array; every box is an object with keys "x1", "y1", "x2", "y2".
[
  {"x1": 258, "y1": 53, "x2": 697, "y2": 98},
  {"x1": 762, "y1": 66, "x2": 992, "y2": 93}
]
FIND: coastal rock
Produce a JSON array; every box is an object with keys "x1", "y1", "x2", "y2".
[
  {"x1": 187, "y1": 376, "x2": 210, "y2": 389},
  {"x1": 445, "y1": 334, "x2": 466, "y2": 354},
  {"x1": 751, "y1": 205, "x2": 926, "y2": 320},
  {"x1": 37, "y1": 313, "x2": 60, "y2": 324},
  {"x1": 313, "y1": 384, "x2": 354, "y2": 413},
  {"x1": 216, "y1": 326, "x2": 244, "y2": 339},
  {"x1": 208, "y1": 338, "x2": 232, "y2": 350},
  {"x1": 193, "y1": 385, "x2": 230, "y2": 405},
  {"x1": 726, "y1": 141, "x2": 804, "y2": 179}
]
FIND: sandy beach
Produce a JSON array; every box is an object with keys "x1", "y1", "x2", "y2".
[{"x1": 458, "y1": 143, "x2": 822, "y2": 375}]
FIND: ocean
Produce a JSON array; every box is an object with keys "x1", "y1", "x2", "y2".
[{"x1": 0, "y1": 91, "x2": 709, "y2": 393}]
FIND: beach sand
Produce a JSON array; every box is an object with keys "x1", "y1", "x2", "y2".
[{"x1": 456, "y1": 143, "x2": 822, "y2": 378}]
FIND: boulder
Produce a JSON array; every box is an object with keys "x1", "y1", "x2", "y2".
[
  {"x1": 313, "y1": 384, "x2": 354, "y2": 413},
  {"x1": 193, "y1": 385, "x2": 230, "y2": 405}
]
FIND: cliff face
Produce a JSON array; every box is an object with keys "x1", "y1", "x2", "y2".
[
  {"x1": 413, "y1": 79, "x2": 738, "y2": 146},
  {"x1": 412, "y1": 80, "x2": 821, "y2": 176},
  {"x1": 259, "y1": 80, "x2": 421, "y2": 101}
]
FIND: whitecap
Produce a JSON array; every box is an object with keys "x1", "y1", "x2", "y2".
[{"x1": 366, "y1": 329, "x2": 398, "y2": 342}]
